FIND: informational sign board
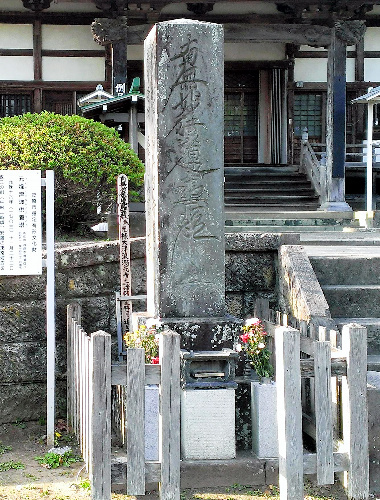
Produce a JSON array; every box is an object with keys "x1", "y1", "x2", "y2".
[{"x1": 0, "y1": 170, "x2": 42, "y2": 275}]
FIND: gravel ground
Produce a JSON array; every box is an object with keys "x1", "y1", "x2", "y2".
[{"x1": 0, "y1": 421, "x2": 370, "y2": 500}]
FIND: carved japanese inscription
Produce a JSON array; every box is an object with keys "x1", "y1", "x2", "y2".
[{"x1": 144, "y1": 20, "x2": 225, "y2": 318}]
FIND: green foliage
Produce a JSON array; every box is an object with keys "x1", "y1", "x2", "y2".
[
  {"x1": 0, "y1": 442, "x2": 12, "y2": 455},
  {"x1": 0, "y1": 460, "x2": 25, "y2": 471},
  {"x1": 0, "y1": 112, "x2": 144, "y2": 230},
  {"x1": 123, "y1": 322, "x2": 161, "y2": 364},
  {"x1": 12, "y1": 420, "x2": 26, "y2": 429},
  {"x1": 0, "y1": 441, "x2": 12, "y2": 455},
  {"x1": 78, "y1": 478, "x2": 91, "y2": 491},
  {"x1": 35, "y1": 449, "x2": 81, "y2": 469}
]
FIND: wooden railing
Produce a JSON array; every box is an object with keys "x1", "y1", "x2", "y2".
[
  {"x1": 67, "y1": 303, "x2": 181, "y2": 500},
  {"x1": 300, "y1": 136, "x2": 325, "y2": 202},
  {"x1": 255, "y1": 299, "x2": 369, "y2": 500}
]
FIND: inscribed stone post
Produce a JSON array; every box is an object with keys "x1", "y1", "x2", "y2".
[{"x1": 144, "y1": 20, "x2": 225, "y2": 319}]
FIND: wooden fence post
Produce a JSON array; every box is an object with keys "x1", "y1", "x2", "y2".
[
  {"x1": 126, "y1": 348, "x2": 146, "y2": 495},
  {"x1": 314, "y1": 341, "x2": 334, "y2": 485},
  {"x1": 90, "y1": 331, "x2": 112, "y2": 500},
  {"x1": 160, "y1": 330, "x2": 181, "y2": 500},
  {"x1": 67, "y1": 303, "x2": 81, "y2": 431},
  {"x1": 341, "y1": 324, "x2": 369, "y2": 500},
  {"x1": 275, "y1": 326, "x2": 303, "y2": 500}
]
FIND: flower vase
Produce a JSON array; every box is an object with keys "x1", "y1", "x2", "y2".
[{"x1": 251, "y1": 379, "x2": 278, "y2": 458}]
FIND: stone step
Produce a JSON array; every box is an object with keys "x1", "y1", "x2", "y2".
[
  {"x1": 225, "y1": 200, "x2": 320, "y2": 208},
  {"x1": 225, "y1": 183, "x2": 314, "y2": 191},
  {"x1": 225, "y1": 188, "x2": 316, "y2": 196},
  {"x1": 225, "y1": 225, "x2": 347, "y2": 233},
  {"x1": 225, "y1": 217, "x2": 354, "y2": 227},
  {"x1": 335, "y1": 317, "x2": 380, "y2": 355},
  {"x1": 310, "y1": 255, "x2": 380, "y2": 285},
  {"x1": 225, "y1": 210, "x2": 355, "y2": 220},
  {"x1": 322, "y1": 285, "x2": 380, "y2": 317}
]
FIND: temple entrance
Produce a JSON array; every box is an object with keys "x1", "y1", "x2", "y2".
[{"x1": 224, "y1": 68, "x2": 287, "y2": 165}]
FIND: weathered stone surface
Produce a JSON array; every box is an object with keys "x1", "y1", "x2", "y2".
[
  {"x1": 181, "y1": 389, "x2": 236, "y2": 459},
  {"x1": 59, "y1": 263, "x2": 119, "y2": 298},
  {"x1": 144, "y1": 20, "x2": 225, "y2": 318},
  {"x1": 0, "y1": 380, "x2": 66, "y2": 424},
  {"x1": 226, "y1": 252, "x2": 275, "y2": 292},
  {"x1": 0, "y1": 301, "x2": 46, "y2": 341},
  {"x1": 225, "y1": 232, "x2": 299, "y2": 252},
  {"x1": 278, "y1": 245, "x2": 331, "y2": 322},
  {"x1": 0, "y1": 341, "x2": 66, "y2": 384},
  {"x1": 0, "y1": 343, "x2": 46, "y2": 383},
  {"x1": 56, "y1": 241, "x2": 119, "y2": 269},
  {"x1": 162, "y1": 317, "x2": 242, "y2": 351},
  {"x1": 225, "y1": 293, "x2": 244, "y2": 318},
  {"x1": 310, "y1": 256, "x2": 380, "y2": 286},
  {"x1": 0, "y1": 274, "x2": 46, "y2": 300},
  {"x1": 0, "y1": 383, "x2": 47, "y2": 423}
]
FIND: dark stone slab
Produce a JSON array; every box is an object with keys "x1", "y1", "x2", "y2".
[
  {"x1": 144, "y1": 19, "x2": 225, "y2": 318},
  {"x1": 162, "y1": 317, "x2": 242, "y2": 351}
]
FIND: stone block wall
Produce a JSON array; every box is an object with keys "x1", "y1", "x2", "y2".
[{"x1": 0, "y1": 233, "x2": 292, "y2": 424}]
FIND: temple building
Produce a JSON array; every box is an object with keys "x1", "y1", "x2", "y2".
[{"x1": 2, "y1": 0, "x2": 380, "y2": 210}]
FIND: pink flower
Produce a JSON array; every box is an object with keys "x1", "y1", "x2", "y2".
[
  {"x1": 151, "y1": 357, "x2": 159, "y2": 364},
  {"x1": 240, "y1": 333, "x2": 250, "y2": 343}
]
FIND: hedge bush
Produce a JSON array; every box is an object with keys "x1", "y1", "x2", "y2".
[{"x1": 0, "y1": 112, "x2": 145, "y2": 231}]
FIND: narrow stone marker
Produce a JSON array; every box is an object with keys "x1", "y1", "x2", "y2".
[{"x1": 144, "y1": 19, "x2": 225, "y2": 320}]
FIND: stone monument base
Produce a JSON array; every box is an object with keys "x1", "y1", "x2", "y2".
[
  {"x1": 132, "y1": 313, "x2": 242, "y2": 351},
  {"x1": 181, "y1": 388, "x2": 236, "y2": 460}
]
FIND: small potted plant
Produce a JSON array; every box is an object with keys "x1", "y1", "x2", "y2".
[{"x1": 235, "y1": 318, "x2": 273, "y2": 382}]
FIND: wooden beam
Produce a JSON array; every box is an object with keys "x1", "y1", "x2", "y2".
[
  {"x1": 41, "y1": 49, "x2": 105, "y2": 57},
  {"x1": 0, "y1": 49, "x2": 33, "y2": 56},
  {"x1": 127, "y1": 22, "x2": 331, "y2": 45}
]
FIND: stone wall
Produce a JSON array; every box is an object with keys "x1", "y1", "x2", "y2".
[{"x1": 0, "y1": 233, "x2": 295, "y2": 424}]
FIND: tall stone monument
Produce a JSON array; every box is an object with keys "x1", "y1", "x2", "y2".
[
  {"x1": 144, "y1": 19, "x2": 225, "y2": 322},
  {"x1": 144, "y1": 21, "x2": 238, "y2": 460}
]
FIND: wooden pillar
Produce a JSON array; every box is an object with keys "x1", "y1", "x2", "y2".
[
  {"x1": 92, "y1": 17, "x2": 128, "y2": 96},
  {"x1": 113, "y1": 39, "x2": 127, "y2": 96},
  {"x1": 322, "y1": 21, "x2": 366, "y2": 211}
]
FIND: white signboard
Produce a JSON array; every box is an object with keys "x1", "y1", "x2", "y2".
[{"x1": 0, "y1": 170, "x2": 42, "y2": 275}]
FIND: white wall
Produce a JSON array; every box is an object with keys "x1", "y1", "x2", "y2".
[
  {"x1": 42, "y1": 57, "x2": 105, "y2": 81},
  {"x1": 364, "y1": 27, "x2": 380, "y2": 51},
  {"x1": 294, "y1": 58, "x2": 327, "y2": 82},
  {"x1": 42, "y1": 25, "x2": 103, "y2": 51},
  {"x1": 365, "y1": 59, "x2": 380, "y2": 82},
  {"x1": 0, "y1": 56, "x2": 33, "y2": 80},
  {"x1": 294, "y1": 57, "x2": 355, "y2": 83},
  {"x1": 0, "y1": 24, "x2": 33, "y2": 49}
]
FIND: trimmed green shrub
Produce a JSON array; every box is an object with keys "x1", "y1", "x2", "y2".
[{"x1": 0, "y1": 112, "x2": 144, "y2": 231}]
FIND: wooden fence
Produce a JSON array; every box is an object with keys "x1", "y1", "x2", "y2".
[
  {"x1": 255, "y1": 299, "x2": 369, "y2": 500},
  {"x1": 67, "y1": 303, "x2": 181, "y2": 500}
]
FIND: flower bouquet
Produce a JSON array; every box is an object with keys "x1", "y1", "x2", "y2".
[
  {"x1": 123, "y1": 320, "x2": 162, "y2": 364},
  {"x1": 236, "y1": 318, "x2": 274, "y2": 381}
]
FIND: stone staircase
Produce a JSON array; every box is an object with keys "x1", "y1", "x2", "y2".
[
  {"x1": 224, "y1": 164, "x2": 320, "y2": 210},
  {"x1": 309, "y1": 251, "x2": 380, "y2": 356},
  {"x1": 224, "y1": 164, "x2": 363, "y2": 233}
]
